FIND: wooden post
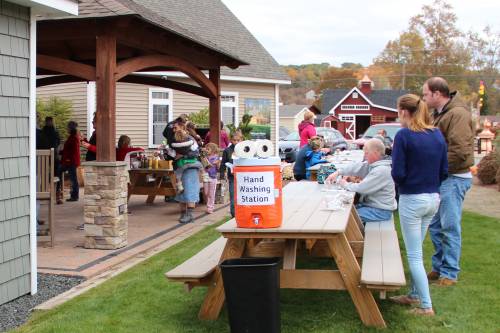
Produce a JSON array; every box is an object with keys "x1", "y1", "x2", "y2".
[
  {"x1": 208, "y1": 68, "x2": 221, "y2": 147},
  {"x1": 95, "y1": 34, "x2": 117, "y2": 162}
]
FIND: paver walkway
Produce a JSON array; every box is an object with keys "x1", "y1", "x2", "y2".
[{"x1": 463, "y1": 178, "x2": 500, "y2": 219}]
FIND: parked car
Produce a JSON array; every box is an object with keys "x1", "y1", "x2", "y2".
[
  {"x1": 279, "y1": 126, "x2": 290, "y2": 140},
  {"x1": 278, "y1": 127, "x2": 348, "y2": 161},
  {"x1": 352, "y1": 123, "x2": 402, "y2": 150}
]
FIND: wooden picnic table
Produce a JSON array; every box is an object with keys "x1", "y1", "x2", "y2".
[
  {"x1": 128, "y1": 168, "x2": 177, "y2": 204},
  {"x1": 308, "y1": 150, "x2": 364, "y2": 181},
  {"x1": 198, "y1": 181, "x2": 387, "y2": 328}
]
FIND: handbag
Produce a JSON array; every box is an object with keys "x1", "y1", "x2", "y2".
[{"x1": 316, "y1": 164, "x2": 337, "y2": 184}]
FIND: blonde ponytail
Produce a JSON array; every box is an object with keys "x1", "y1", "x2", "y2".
[{"x1": 397, "y1": 94, "x2": 434, "y2": 132}]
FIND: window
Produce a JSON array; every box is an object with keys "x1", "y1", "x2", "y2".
[
  {"x1": 244, "y1": 98, "x2": 272, "y2": 125},
  {"x1": 221, "y1": 92, "x2": 238, "y2": 126},
  {"x1": 340, "y1": 115, "x2": 354, "y2": 121},
  {"x1": 352, "y1": 92, "x2": 358, "y2": 99},
  {"x1": 149, "y1": 88, "x2": 172, "y2": 147},
  {"x1": 341, "y1": 104, "x2": 370, "y2": 111},
  {"x1": 324, "y1": 120, "x2": 331, "y2": 128}
]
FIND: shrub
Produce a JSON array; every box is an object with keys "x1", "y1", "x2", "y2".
[
  {"x1": 477, "y1": 152, "x2": 499, "y2": 185},
  {"x1": 188, "y1": 107, "x2": 209, "y2": 127},
  {"x1": 37, "y1": 97, "x2": 73, "y2": 139}
]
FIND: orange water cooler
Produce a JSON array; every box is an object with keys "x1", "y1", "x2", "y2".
[{"x1": 233, "y1": 157, "x2": 282, "y2": 228}]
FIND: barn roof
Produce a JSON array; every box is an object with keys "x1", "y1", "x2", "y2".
[{"x1": 322, "y1": 88, "x2": 409, "y2": 113}]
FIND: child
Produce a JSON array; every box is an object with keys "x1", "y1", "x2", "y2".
[
  {"x1": 219, "y1": 131, "x2": 243, "y2": 217},
  {"x1": 171, "y1": 127, "x2": 202, "y2": 193},
  {"x1": 116, "y1": 135, "x2": 144, "y2": 161},
  {"x1": 203, "y1": 143, "x2": 220, "y2": 213},
  {"x1": 304, "y1": 136, "x2": 328, "y2": 179}
]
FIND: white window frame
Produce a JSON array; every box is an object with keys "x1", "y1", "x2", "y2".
[
  {"x1": 148, "y1": 88, "x2": 173, "y2": 148},
  {"x1": 221, "y1": 91, "x2": 239, "y2": 127},
  {"x1": 352, "y1": 92, "x2": 359, "y2": 99},
  {"x1": 324, "y1": 120, "x2": 331, "y2": 128},
  {"x1": 341, "y1": 104, "x2": 370, "y2": 111}
]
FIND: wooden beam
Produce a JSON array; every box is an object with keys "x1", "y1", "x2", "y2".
[
  {"x1": 119, "y1": 75, "x2": 210, "y2": 98},
  {"x1": 95, "y1": 35, "x2": 117, "y2": 162},
  {"x1": 283, "y1": 239, "x2": 297, "y2": 269},
  {"x1": 115, "y1": 55, "x2": 216, "y2": 98},
  {"x1": 36, "y1": 74, "x2": 211, "y2": 98},
  {"x1": 37, "y1": 54, "x2": 96, "y2": 81},
  {"x1": 209, "y1": 68, "x2": 221, "y2": 146},
  {"x1": 36, "y1": 75, "x2": 86, "y2": 88}
]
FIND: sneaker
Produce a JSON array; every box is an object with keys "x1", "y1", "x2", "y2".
[
  {"x1": 435, "y1": 277, "x2": 457, "y2": 286},
  {"x1": 176, "y1": 182, "x2": 184, "y2": 193},
  {"x1": 408, "y1": 308, "x2": 435, "y2": 316},
  {"x1": 427, "y1": 271, "x2": 440, "y2": 281},
  {"x1": 179, "y1": 211, "x2": 193, "y2": 224},
  {"x1": 390, "y1": 295, "x2": 420, "y2": 306},
  {"x1": 76, "y1": 224, "x2": 84, "y2": 230},
  {"x1": 206, "y1": 209, "x2": 214, "y2": 214}
]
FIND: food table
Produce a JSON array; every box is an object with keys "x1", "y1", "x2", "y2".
[{"x1": 128, "y1": 168, "x2": 177, "y2": 204}]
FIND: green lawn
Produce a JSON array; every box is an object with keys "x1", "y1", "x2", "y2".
[{"x1": 15, "y1": 212, "x2": 500, "y2": 333}]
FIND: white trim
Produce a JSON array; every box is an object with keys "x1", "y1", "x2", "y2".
[
  {"x1": 274, "y1": 84, "x2": 279, "y2": 156},
  {"x1": 86, "y1": 81, "x2": 96, "y2": 138},
  {"x1": 339, "y1": 113, "x2": 372, "y2": 140},
  {"x1": 328, "y1": 87, "x2": 398, "y2": 115},
  {"x1": 148, "y1": 88, "x2": 173, "y2": 148},
  {"x1": 221, "y1": 91, "x2": 239, "y2": 127},
  {"x1": 12, "y1": 0, "x2": 78, "y2": 15},
  {"x1": 29, "y1": 12, "x2": 37, "y2": 295},
  {"x1": 341, "y1": 104, "x2": 370, "y2": 111},
  {"x1": 137, "y1": 71, "x2": 291, "y2": 85}
]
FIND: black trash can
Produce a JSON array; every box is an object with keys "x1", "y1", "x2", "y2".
[{"x1": 220, "y1": 257, "x2": 281, "y2": 333}]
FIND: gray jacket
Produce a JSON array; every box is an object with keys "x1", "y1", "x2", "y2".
[{"x1": 338, "y1": 158, "x2": 397, "y2": 211}]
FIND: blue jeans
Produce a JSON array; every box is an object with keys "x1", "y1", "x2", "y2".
[
  {"x1": 355, "y1": 203, "x2": 392, "y2": 223},
  {"x1": 228, "y1": 177, "x2": 235, "y2": 217},
  {"x1": 399, "y1": 193, "x2": 440, "y2": 309},
  {"x1": 429, "y1": 176, "x2": 472, "y2": 280},
  {"x1": 61, "y1": 165, "x2": 79, "y2": 199}
]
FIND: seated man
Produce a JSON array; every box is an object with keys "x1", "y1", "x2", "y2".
[{"x1": 326, "y1": 138, "x2": 396, "y2": 223}]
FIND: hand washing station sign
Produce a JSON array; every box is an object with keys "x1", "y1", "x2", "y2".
[{"x1": 236, "y1": 172, "x2": 275, "y2": 205}]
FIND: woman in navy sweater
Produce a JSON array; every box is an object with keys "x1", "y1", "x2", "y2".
[{"x1": 390, "y1": 94, "x2": 448, "y2": 316}]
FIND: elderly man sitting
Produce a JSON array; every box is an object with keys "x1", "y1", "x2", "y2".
[{"x1": 326, "y1": 138, "x2": 397, "y2": 223}]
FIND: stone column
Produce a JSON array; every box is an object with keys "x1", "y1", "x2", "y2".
[{"x1": 82, "y1": 161, "x2": 128, "y2": 249}]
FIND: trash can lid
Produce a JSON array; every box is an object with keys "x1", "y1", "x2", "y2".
[{"x1": 233, "y1": 156, "x2": 281, "y2": 166}]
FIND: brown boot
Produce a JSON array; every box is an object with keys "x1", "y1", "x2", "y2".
[
  {"x1": 435, "y1": 278, "x2": 457, "y2": 286},
  {"x1": 427, "y1": 271, "x2": 440, "y2": 281},
  {"x1": 56, "y1": 190, "x2": 63, "y2": 204}
]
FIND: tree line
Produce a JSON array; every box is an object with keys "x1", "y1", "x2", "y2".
[{"x1": 280, "y1": 0, "x2": 499, "y2": 116}]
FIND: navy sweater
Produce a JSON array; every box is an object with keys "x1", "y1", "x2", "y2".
[{"x1": 391, "y1": 127, "x2": 448, "y2": 194}]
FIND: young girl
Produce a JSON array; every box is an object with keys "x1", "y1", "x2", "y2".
[{"x1": 203, "y1": 143, "x2": 220, "y2": 213}]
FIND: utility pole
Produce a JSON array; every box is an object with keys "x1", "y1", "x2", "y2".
[{"x1": 401, "y1": 62, "x2": 406, "y2": 90}]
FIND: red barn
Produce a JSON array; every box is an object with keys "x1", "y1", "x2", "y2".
[{"x1": 320, "y1": 75, "x2": 408, "y2": 140}]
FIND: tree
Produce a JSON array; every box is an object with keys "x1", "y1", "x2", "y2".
[{"x1": 36, "y1": 97, "x2": 73, "y2": 139}]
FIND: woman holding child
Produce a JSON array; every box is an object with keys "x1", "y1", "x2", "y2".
[{"x1": 390, "y1": 94, "x2": 448, "y2": 316}]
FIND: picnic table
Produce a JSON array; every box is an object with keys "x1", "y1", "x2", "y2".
[
  {"x1": 128, "y1": 168, "x2": 177, "y2": 203},
  {"x1": 166, "y1": 181, "x2": 405, "y2": 328},
  {"x1": 308, "y1": 150, "x2": 364, "y2": 181}
]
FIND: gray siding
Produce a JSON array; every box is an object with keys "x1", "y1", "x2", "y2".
[{"x1": 0, "y1": 0, "x2": 31, "y2": 305}]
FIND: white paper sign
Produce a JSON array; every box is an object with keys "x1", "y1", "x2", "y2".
[{"x1": 236, "y1": 171, "x2": 275, "y2": 206}]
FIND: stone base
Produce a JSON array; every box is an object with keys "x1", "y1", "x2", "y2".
[{"x1": 82, "y1": 161, "x2": 128, "y2": 250}]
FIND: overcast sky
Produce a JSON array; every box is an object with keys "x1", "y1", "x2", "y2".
[{"x1": 221, "y1": 0, "x2": 500, "y2": 66}]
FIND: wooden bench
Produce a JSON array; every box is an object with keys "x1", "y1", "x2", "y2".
[
  {"x1": 166, "y1": 237, "x2": 227, "y2": 291},
  {"x1": 361, "y1": 216, "x2": 405, "y2": 298},
  {"x1": 36, "y1": 149, "x2": 59, "y2": 247}
]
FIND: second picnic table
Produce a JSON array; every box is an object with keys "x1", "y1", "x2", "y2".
[{"x1": 128, "y1": 168, "x2": 177, "y2": 203}]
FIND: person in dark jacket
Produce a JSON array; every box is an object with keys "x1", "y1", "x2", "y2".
[
  {"x1": 219, "y1": 131, "x2": 243, "y2": 217},
  {"x1": 60, "y1": 121, "x2": 80, "y2": 201},
  {"x1": 40, "y1": 117, "x2": 63, "y2": 203}
]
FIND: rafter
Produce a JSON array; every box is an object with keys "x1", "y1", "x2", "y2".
[
  {"x1": 37, "y1": 54, "x2": 96, "y2": 81},
  {"x1": 116, "y1": 55, "x2": 217, "y2": 98}
]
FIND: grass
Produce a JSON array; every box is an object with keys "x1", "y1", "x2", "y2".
[{"x1": 14, "y1": 211, "x2": 500, "y2": 333}]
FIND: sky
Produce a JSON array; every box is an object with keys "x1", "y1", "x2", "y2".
[{"x1": 221, "y1": 0, "x2": 500, "y2": 67}]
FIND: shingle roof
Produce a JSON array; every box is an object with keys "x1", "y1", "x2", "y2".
[
  {"x1": 48, "y1": 0, "x2": 289, "y2": 81},
  {"x1": 280, "y1": 105, "x2": 309, "y2": 117},
  {"x1": 322, "y1": 88, "x2": 409, "y2": 113},
  {"x1": 135, "y1": 0, "x2": 289, "y2": 81}
]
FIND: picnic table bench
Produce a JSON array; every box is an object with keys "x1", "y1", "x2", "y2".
[{"x1": 166, "y1": 182, "x2": 405, "y2": 328}]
